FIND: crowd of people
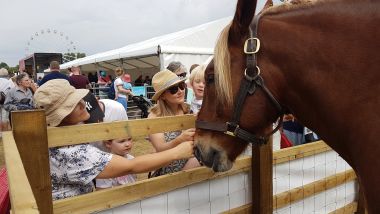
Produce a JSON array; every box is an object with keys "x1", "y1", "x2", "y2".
[
  {"x1": 0, "y1": 59, "x2": 209, "y2": 200},
  {"x1": 0, "y1": 58, "x2": 321, "y2": 200}
]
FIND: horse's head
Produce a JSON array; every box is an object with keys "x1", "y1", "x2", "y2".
[{"x1": 194, "y1": 0, "x2": 282, "y2": 172}]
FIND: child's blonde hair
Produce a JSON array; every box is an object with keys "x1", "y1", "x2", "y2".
[
  {"x1": 114, "y1": 67, "x2": 125, "y2": 77},
  {"x1": 189, "y1": 64, "x2": 206, "y2": 85}
]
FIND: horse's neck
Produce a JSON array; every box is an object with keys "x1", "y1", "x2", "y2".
[{"x1": 261, "y1": 0, "x2": 380, "y2": 157}]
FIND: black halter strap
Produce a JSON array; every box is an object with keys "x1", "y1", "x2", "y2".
[{"x1": 195, "y1": 13, "x2": 284, "y2": 145}]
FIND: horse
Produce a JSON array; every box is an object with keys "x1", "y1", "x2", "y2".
[{"x1": 194, "y1": 0, "x2": 380, "y2": 212}]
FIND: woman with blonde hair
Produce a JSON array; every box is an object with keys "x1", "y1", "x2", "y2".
[{"x1": 148, "y1": 70, "x2": 200, "y2": 176}]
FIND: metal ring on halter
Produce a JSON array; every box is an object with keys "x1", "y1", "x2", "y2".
[
  {"x1": 244, "y1": 38, "x2": 260, "y2": 54},
  {"x1": 244, "y1": 66, "x2": 261, "y2": 81}
]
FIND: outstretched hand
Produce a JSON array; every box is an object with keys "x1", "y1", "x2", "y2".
[
  {"x1": 174, "y1": 141, "x2": 194, "y2": 159},
  {"x1": 178, "y1": 128, "x2": 195, "y2": 142}
]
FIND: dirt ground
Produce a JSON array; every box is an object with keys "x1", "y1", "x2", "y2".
[{"x1": 0, "y1": 137, "x2": 154, "y2": 180}]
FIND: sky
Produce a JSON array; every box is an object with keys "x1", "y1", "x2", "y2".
[{"x1": 0, "y1": 0, "x2": 241, "y2": 66}]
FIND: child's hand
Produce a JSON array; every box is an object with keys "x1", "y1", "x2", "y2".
[
  {"x1": 174, "y1": 141, "x2": 194, "y2": 159},
  {"x1": 178, "y1": 128, "x2": 195, "y2": 142}
]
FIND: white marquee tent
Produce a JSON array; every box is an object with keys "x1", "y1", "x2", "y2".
[{"x1": 58, "y1": 17, "x2": 232, "y2": 80}]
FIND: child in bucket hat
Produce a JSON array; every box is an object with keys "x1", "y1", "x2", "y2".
[{"x1": 34, "y1": 79, "x2": 194, "y2": 200}]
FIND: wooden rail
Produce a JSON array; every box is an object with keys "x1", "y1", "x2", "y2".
[
  {"x1": 52, "y1": 141, "x2": 333, "y2": 213},
  {"x1": 2, "y1": 132, "x2": 38, "y2": 213},
  {"x1": 3, "y1": 110, "x2": 354, "y2": 213},
  {"x1": 46, "y1": 114, "x2": 196, "y2": 148}
]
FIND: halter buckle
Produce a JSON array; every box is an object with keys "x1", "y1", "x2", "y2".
[
  {"x1": 244, "y1": 38, "x2": 260, "y2": 54},
  {"x1": 225, "y1": 122, "x2": 239, "y2": 137}
]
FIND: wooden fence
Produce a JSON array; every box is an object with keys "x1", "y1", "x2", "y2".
[{"x1": 2, "y1": 110, "x2": 358, "y2": 213}]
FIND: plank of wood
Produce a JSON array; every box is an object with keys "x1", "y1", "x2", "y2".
[
  {"x1": 222, "y1": 204, "x2": 252, "y2": 214},
  {"x1": 274, "y1": 141, "x2": 330, "y2": 160},
  {"x1": 52, "y1": 141, "x2": 340, "y2": 213},
  {"x1": 273, "y1": 169, "x2": 356, "y2": 209},
  {"x1": 252, "y1": 138, "x2": 273, "y2": 213},
  {"x1": 330, "y1": 202, "x2": 358, "y2": 214},
  {"x1": 2, "y1": 132, "x2": 39, "y2": 213},
  {"x1": 11, "y1": 110, "x2": 53, "y2": 213},
  {"x1": 47, "y1": 114, "x2": 196, "y2": 147},
  {"x1": 53, "y1": 156, "x2": 251, "y2": 213}
]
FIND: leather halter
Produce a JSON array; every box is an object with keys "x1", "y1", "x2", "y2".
[{"x1": 195, "y1": 14, "x2": 284, "y2": 145}]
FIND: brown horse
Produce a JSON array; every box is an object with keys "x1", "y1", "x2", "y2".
[{"x1": 194, "y1": 0, "x2": 380, "y2": 212}]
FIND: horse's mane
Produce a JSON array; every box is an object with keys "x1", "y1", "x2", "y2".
[
  {"x1": 213, "y1": 0, "x2": 343, "y2": 107},
  {"x1": 214, "y1": 22, "x2": 233, "y2": 107}
]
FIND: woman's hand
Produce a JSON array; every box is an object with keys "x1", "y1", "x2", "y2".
[
  {"x1": 173, "y1": 141, "x2": 194, "y2": 159},
  {"x1": 177, "y1": 128, "x2": 195, "y2": 143}
]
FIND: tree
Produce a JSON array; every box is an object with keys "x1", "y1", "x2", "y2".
[
  {"x1": 8, "y1": 65, "x2": 19, "y2": 75},
  {"x1": 62, "y1": 52, "x2": 86, "y2": 63},
  {"x1": 0, "y1": 62, "x2": 9, "y2": 69}
]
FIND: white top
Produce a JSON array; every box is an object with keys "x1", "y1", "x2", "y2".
[
  {"x1": 95, "y1": 154, "x2": 136, "y2": 188},
  {"x1": 114, "y1": 77, "x2": 127, "y2": 98},
  {"x1": 190, "y1": 98, "x2": 203, "y2": 114},
  {"x1": 0, "y1": 78, "x2": 14, "y2": 93},
  {"x1": 99, "y1": 99, "x2": 128, "y2": 122}
]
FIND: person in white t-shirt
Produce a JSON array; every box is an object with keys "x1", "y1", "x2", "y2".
[
  {"x1": 0, "y1": 68, "x2": 15, "y2": 133},
  {"x1": 98, "y1": 99, "x2": 128, "y2": 122},
  {"x1": 114, "y1": 67, "x2": 133, "y2": 111},
  {"x1": 189, "y1": 64, "x2": 205, "y2": 114}
]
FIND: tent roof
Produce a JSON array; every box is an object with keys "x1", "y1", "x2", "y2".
[{"x1": 60, "y1": 17, "x2": 231, "y2": 70}]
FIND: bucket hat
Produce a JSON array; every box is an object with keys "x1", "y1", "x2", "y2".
[
  {"x1": 0, "y1": 68, "x2": 9, "y2": 77},
  {"x1": 34, "y1": 79, "x2": 88, "y2": 126},
  {"x1": 151, "y1": 69, "x2": 186, "y2": 101}
]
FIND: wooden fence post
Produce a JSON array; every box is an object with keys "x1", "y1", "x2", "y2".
[
  {"x1": 252, "y1": 137, "x2": 273, "y2": 213},
  {"x1": 12, "y1": 110, "x2": 53, "y2": 214}
]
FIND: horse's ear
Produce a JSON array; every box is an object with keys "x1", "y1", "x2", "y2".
[{"x1": 230, "y1": 0, "x2": 258, "y2": 44}]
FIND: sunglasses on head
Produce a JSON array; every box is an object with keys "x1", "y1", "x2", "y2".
[
  {"x1": 167, "y1": 82, "x2": 186, "y2": 94},
  {"x1": 177, "y1": 72, "x2": 187, "y2": 78}
]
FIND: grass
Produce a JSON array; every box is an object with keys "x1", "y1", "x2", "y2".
[{"x1": 0, "y1": 136, "x2": 155, "y2": 180}]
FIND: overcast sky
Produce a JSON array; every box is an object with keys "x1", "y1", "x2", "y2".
[{"x1": 0, "y1": 0, "x2": 242, "y2": 66}]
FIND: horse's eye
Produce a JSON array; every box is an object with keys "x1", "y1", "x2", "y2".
[{"x1": 206, "y1": 74, "x2": 214, "y2": 84}]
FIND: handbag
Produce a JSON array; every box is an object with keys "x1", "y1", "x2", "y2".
[{"x1": 0, "y1": 92, "x2": 5, "y2": 105}]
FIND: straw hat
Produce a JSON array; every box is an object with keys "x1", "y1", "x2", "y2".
[
  {"x1": 151, "y1": 69, "x2": 186, "y2": 101},
  {"x1": 0, "y1": 68, "x2": 9, "y2": 77},
  {"x1": 34, "y1": 79, "x2": 88, "y2": 126}
]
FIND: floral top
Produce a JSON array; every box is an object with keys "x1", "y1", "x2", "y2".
[
  {"x1": 152, "y1": 131, "x2": 188, "y2": 176},
  {"x1": 49, "y1": 144, "x2": 112, "y2": 200}
]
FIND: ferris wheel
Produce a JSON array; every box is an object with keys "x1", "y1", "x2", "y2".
[{"x1": 25, "y1": 28, "x2": 78, "y2": 60}]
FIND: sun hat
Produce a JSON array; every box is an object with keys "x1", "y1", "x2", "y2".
[
  {"x1": 0, "y1": 68, "x2": 9, "y2": 77},
  {"x1": 34, "y1": 79, "x2": 88, "y2": 126},
  {"x1": 151, "y1": 69, "x2": 186, "y2": 101}
]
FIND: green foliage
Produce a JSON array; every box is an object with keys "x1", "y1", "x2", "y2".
[
  {"x1": 0, "y1": 62, "x2": 9, "y2": 69},
  {"x1": 0, "y1": 62, "x2": 18, "y2": 75},
  {"x1": 63, "y1": 52, "x2": 86, "y2": 63},
  {"x1": 8, "y1": 65, "x2": 19, "y2": 75}
]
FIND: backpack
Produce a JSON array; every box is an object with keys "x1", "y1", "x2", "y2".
[{"x1": 107, "y1": 80, "x2": 116, "y2": 100}]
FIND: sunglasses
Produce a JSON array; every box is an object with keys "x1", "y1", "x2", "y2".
[
  {"x1": 167, "y1": 82, "x2": 186, "y2": 94},
  {"x1": 177, "y1": 72, "x2": 187, "y2": 78}
]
